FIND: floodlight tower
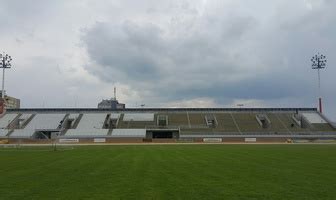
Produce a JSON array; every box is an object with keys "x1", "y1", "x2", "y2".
[
  {"x1": 311, "y1": 53, "x2": 326, "y2": 113},
  {"x1": 0, "y1": 53, "x2": 12, "y2": 99}
]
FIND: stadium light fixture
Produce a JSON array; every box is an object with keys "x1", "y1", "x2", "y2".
[
  {"x1": 311, "y1": 53, "x2": 326, "y2": 113},
  {"x1": 0, "y1": 52, "x2": 12, "y2": 99}
]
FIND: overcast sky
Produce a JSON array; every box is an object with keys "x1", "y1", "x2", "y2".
[{"x1": 0, "y1": 0, "x2": 335, "y2": 120}]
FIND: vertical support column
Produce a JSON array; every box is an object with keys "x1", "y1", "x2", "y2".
[
  {"x1": 317, "y1": 68, "x2": 322, "y2": 113},
  {"x1": 319, "y1": 97, "x2": 322, "y2": 113},
  {"x1": 311, "y1": 54, "x2": 326, "y2": 114},
  {"x1": 0, "y1": 59, "x2": 4, "y2": 114},
  {"x1": 1, "y1": 67, "x2": 5, "y2": 99},
  {"x1": 0, "y1": 98, "x2": 4, "y2": 114},
  {"x1": 114, "y1": 87, "x2": 116, "y2": 100}
]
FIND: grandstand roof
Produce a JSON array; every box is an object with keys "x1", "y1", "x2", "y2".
[{"x1": 7, "y1": 107, "x2": 317, "y2": 112}]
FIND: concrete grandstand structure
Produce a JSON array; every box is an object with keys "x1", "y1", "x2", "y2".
[{"x1": 0, "y1": 107, "x2": 335, "y2": 143}]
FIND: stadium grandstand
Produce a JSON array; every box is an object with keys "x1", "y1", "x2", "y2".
[{"x1": 0, "y1": 107, "x2": 335, "y2": 143}]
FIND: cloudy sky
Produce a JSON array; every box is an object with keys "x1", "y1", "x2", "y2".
[{"x1": 0, "y1": 0, "x2": 335, "y2": 120}]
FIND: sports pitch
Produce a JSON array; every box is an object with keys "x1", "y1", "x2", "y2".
[{"x1": 0, "y1": 144, "x2": 336, "y2": 200}]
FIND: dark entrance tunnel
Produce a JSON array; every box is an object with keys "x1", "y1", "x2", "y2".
[{"x1": 152, "y1": 131, "x2": 173, "y2": 139}]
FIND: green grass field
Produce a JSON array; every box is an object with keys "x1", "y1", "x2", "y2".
[{"x1": 1, "y1": 144, "x2": 336, "y2": 200}]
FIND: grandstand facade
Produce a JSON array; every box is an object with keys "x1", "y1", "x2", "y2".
[{"x1": 0, "y1": 108, "x2": 335, "y2": 143}]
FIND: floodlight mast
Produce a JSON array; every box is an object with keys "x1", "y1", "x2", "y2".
[
  {"x1": 0, "y1": 53, "x2": 12, "y2": 99},
  {"x1": 311, "y1": 53, "x2": 326, "y2": 113}
]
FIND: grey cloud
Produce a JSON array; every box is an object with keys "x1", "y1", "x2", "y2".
[
  {"x1": 0, "y1": 0, "x2": 61, "y2": 34},
  {"x1": 81, "y1": 12, "x2": 259, "y2": 85},
  {"x1": 80, "y1": 0, "x2": 336, "y2": 122},
  {"x1": 82, "y1": 22, "x2": 164, "y2": 81},
  {"x1": 1, "y1": 0, "x2": 335, "y2": 120}
]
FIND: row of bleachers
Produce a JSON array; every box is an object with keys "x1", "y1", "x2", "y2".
[
  {"x1": 167, "y1": 113, "x2": 189, "y2": 126},
  {"x1": 276, "y1": 113, "x2": 303, "y2": 132},
  {"x1": 302, "y1": 112, "x2": 327, "y2": 123},
  {"x1": 117, "y1": 113, "x2": 155, "y2": 128},
  {"x1": 188, "y1": 113, "x2": 205, "y2": 125},
  {"x1": 118, "y1": 121, "x2": 156, "y2": 129},
  {"x1": 0, "y1": 113, "x2": 18, "y2": 128},
  {"x1": 311, "y1": 123, "x2": 334, "y2": 132},
  {"x1": 109, "y1": 111, "x2": 333, "y2": 135},
  {"x1": 127, "y1": 122, "x2": 155, "y2": 128},
  {"x1": 117, "y1": 122, "x2": 156, "y2": 129},
  {"x1": 25, "y1": 114, "x2": 65, "y2": 130},
  {"x1": 123, "y1": 113, "x2": 154, "y2": 121},
  {"x1": 18, "y1": 114, "x2": 33, "y2": 128},
  {"x1": 0, "y1": 129, "x2": 9, "y2": 137},
  {"x1": 0, "y1": 111, "x2": 334, "y2": 138},
  {"x1": 9, "y1": 113, "x2": 65, "y2": 138},
  {"x1": 64, "y1": 129, "x2": 146, "y2": 137},
  {"x1": 66, "y1": 129, "x2": 109, "y2": 137},
  {"x1": 116, "y1": 114, "x2": 128, "y2": 128},
  {"x1": 214, "y1": 113, "x2": 239, "y2": 132},
  {"x1": 112, "y1": 129, "x2": 146, "y2": 137},
  {"x1": 232, "y1": 113, "x2": 264, "y2": 132},
  {"x1": 76, "y1": 113, "x2": 107, "y2": 129},
  {"x1": 67, "y1": 113, "x2": 80, "y2": 120},
  {"x1": 10, "y1": 129, "x2": 36, "y2": 138},
  {"x1": 265, "y1": 113, "x2": 289, "y2": 132}
]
